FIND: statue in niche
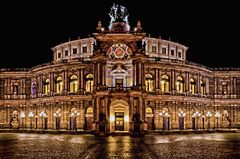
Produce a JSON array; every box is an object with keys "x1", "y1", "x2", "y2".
[{"x1": 142, "y1": 41, "x2": 146, "y2": 53}]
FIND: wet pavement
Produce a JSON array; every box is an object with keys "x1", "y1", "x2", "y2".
[{"x1": 0, "y1": 133, "x2": 240, "y2": 159}]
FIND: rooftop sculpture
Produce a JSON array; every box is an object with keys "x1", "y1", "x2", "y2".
[{"x1": 109, "y1": 3, "x2": 129, "y2": 23}]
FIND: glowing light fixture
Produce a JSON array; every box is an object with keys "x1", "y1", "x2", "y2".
[
  {"x1": 110, "y1": 115, "x2": 115, "y2": 122},
  {"x1": 124, "y1": 115, "x2": 129, "y2": 122},
  {"x1": 20, "y1": 112, "x2": 25, "y2": 118}
]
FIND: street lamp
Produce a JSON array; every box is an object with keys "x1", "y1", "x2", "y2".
[
  {"x1": 214, "y1": 112, "x2": 221, "y2": 130},
  {"x1": 70, "y1": 111, "x2": 80, "y2": 132},
  {"x1": 178, "y1": 111, "x2": 186, "y2": 131},
  {"x1": 206, "y1": 111, "x2": 212, "y2": 131},
  {"x1": 39, "y1": 111, "x2": 46, "y2": 130},
  {"x1": 28, "y1": 112, "x2": 34, "y2": 130},
  {"x1": 159, "y1": 110, "x2": 169, "y2": 132},
  {"x1": 54, "y1": 111, "x2": 61, "y2": 131},
  {"x1": 20, "y1": 112, "x2": 25, "y2": 130},
  {"x1": 193, "y1": 111, "x2": 200, "y2": 130}
]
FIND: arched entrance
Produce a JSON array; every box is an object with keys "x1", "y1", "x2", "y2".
[
  {"x1": 146, "y1": 107, "x2": 154, "y2": 130},
  {"x1": 110, "y1": 100, "x2": 129, "y2": 132},
  {"x1": 53, "y1": 108, "x2": 61, "y2": 130},
  {"x1": 85, "y1": 107, "x2": 93, "y2": 130}
]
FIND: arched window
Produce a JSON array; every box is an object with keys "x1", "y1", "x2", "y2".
[
  {"x1": 87, "y1": 107, "x2": 93, "y2": 113},
  {"x1": 190, "y1": 78, "x2": 196, "y2": 94},
  {"x1": 145, "y1": 74, "x2": 154, "y2": 92},
  {"x1": 176, "y1": 76, "x2": 184, "y2": 93},
  {"x1": 146, "y1": 107, "x2": 153, "y2": 117},
  {"x1": 32, "y1": 82, "x2": 37, "y2": 96},
  {"x1": 69, "y1": 75, "x2": 78, "y2": 93},
  {"x1": 43, "y1": 79, "x2": 50, "y2": 95},
  {"x1": 86, "y1": 74, "x2": 93, "y2": 92},
  {"x1": 86, "y1": 107, "x2": 93, "y2": 117},
  {"x1": 200, "y1": 80, "x2": 206, "y2": 95},
  {"x1": 55, "y1": 76, "x2": 63, "y2": 93},
  {"x1": 222, "y1": 82, "x2": 227, "y2": 95},
  {"x1": 161, "y1": 75, "x2": 170, "y2": 92}
]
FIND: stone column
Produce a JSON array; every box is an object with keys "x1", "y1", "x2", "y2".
[
  {"x1": 185, "y1": 72, "x2": 189, "y2": 94},
  {"x1": 130, "y1": 97, "x2": 134, "y2": 132},
  {"x1": 132, "y1": 61, "x2": 136, "y2": 86},
  {"x1": 105, "y1": 97, "x2": 110, "y2": 132},
  {"x1": 139, "y1": 97, "x2": 143, "y2": 121},
  {"x1": 155, "y1": 68, "x2": 159, "y2": 93},
  {"x1": 64, "y1": 71, "x2": 68, "y2": 94},
  {"x1": 93, "y1": 62, "x2": 97, "y2": 88},
  {"x1": 158, "y1": 69, "x2": 162, "y2": 93},
  {"x1": 81, "y1": 69, "x2": 84, "y2": 94},
  {"x1": 62, "y1": 102, "x2": 68, "y2": 129},
  {"x1": 139, "y1": 62, "x2": 142, "y2": 86},
  {"x1": 98, "y1": 62, "x2": 101, "y2": 85},
  {"x1": 206, "y1": 78, "x2": 209, "y2": 94},
  {"x1": 50, "y1": 72, "x2": 54, "y2": 95},
  {"x1": 78, "y1": 69, "x2": 81, "y2": 94},
  {"x1": 142, "y1": 63, "x2": 146, "y2": 90},
  {"x1": 96, "y1": 98, "x2": 100, "y2": 121},
  {"x1": 197, "y1": 75, "x2": 200, "y2": 94},
  {"x1": 80, "y1": 101, "x2": 84, "y2": 129},
  {"x1": 102, "y1": 62, "x2": 106, "y2": 86},
  {"x1": 155, "y1": 101, "x2": 161, "y2": 130},
  {"x1": 39, "y1": 76, "x2": 43, "y2": 96},
  {"x1": 214, "y1": 78, "x2": 218, "y2": 95},
  {"x1": 77, "y1": 41, "x2": 81, "y2": 55},
  {"x1": 171, "y1": 70, "x2": 175, "y2": 94},
  {"x1": 230, "y1": 77, "x2": 234, "y2": 95}
]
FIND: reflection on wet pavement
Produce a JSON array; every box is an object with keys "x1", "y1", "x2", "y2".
[{"x1": 0, "y1": 133, "x2": 240, "y2": 159}]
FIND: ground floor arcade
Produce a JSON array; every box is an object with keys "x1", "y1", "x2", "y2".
[{"x1": 0, "y1": 97, "x2": 240, "y2": 134}]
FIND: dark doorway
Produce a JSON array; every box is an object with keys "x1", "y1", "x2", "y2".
[
  {"x1": 44, "y1": 118, "x2": 48, "y2": 129},
  {"x1": 163, "y1": 117, "x2": 170, "y2": 130},
  {"x1": 147, "y1": 117, "x2": 153, "y2": 130},
  {"x1": 192, "y1": 118, "x2": 196, "y2": 130},
  {"x1": 179, "y1": 117, "x2": 184, "y2": 130}
]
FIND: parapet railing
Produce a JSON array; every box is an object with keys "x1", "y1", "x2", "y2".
[{"x1": 0, "y1": 68, "x2": 30, "y2": 72}]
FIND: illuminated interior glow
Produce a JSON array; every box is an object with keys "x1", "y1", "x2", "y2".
[
  {"x1": 124, "y1": 115, "x2": 129, "y2": 122},
  {"x1": 110, "y1": 115, "x2": 115, "y2": 122}
]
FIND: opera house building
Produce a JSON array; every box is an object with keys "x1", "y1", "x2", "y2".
[{"x1": 0, "y1": 4, "x2": 239, "y2": 135}]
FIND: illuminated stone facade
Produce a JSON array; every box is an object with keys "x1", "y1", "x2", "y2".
[{"x1": 0, "y1": 5, "x2": 240, "y2": 134}]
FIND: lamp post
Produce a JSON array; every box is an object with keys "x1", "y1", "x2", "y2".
[
  {"x1": 206, "y1": 111, "x2": 212, "y2": 131},
  {"x1": 70, "y1": 111, "x2": 80, "y2": 132},
  {"x1": 54, "y1": 111, "x2": 61, "y2": 131},
  {"x1": 159, "y1": 110, "x2": 169, "y2": 132},
  {"x1": 214, "y1": 112, "x2": 221, "y2": 130},
  {"x1": 39, "y1": 111, "x2": 46, "y2": 130},
  {"x1": 28, "y1": 112, "x2": 34, "y2": 130},
  {"x1": 178, "y1": 111, "x2": 186, "y2": 131},
  {"x1": 20, "y1": 112, "x2": 25, "y2": 130},
  {"x1": 193, "y1": 111, "x2": 200, "y2": 130}
]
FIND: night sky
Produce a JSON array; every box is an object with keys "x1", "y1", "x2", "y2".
[{"x1": 0, "y1": 1, "x2": 239, "y2": 68}]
